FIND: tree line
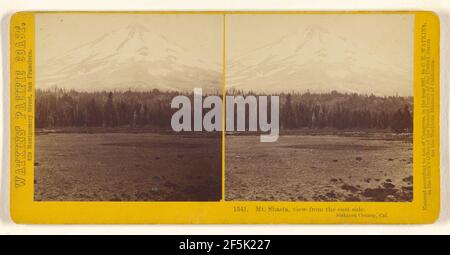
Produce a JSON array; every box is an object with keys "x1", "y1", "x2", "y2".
[
  {"x1": 35, "y1": 88, "x2": 413, "y2": 133},
  {"x1": 279, "y1": 91, "x2": 413, "y2": 133},
  {"x1": 36, "y1": 88, "x2": 175, "y2": 129}
]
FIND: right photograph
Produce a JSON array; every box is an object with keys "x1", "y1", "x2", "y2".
[{"x1": 225, "y1": 14, "x2": 414, "y2": 202}]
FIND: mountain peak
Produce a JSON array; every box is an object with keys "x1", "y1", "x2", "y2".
[
  {"x1": 227, "y1": 25, "x2": 411, "y2": 96},
  {"x1": 298, "y1": 25, "x2": 337, "y2": 49},
  {"x1": 304, "y1": 25, "x2": 330, "y2": 36},
  {"x1": 126, "y1": 23, "x2": 150, "y2": 33},
  {"x1": 37, "y1": 23, "x2": 221, "y2": 92}
]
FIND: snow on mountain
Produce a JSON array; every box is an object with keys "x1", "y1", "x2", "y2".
[
  {"x1": 37, "y1": 24, "x2": 222, "y2": 92},
  {"x1": 227, "y1": 25, "x2": 412, "y2": 96}
]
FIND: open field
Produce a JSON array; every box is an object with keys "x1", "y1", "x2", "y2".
[
  {"x1": 35, "y1": 132, "x2": 221, "y2": 201},
  {"x1": 35, "y1": 130, "x2": 413, "y2": 202},
  {"x1": 225, "y1": 132, "x2": 413, "y2": 202}
]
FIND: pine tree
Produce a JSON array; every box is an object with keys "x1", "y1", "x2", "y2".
[{"x1": 103, "y1": 92, "x2": 116, "y2": 127}]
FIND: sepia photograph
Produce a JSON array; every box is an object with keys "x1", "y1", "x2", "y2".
[
  {"x1": 225, "y1": 14, "x2": 414, "y2": 202},
  {"x1": 33, "y1": 13, "x2": 415, "y2": 203},
  {"x1": 34, "y1": 14, "x2": 223, "y2": 201}
]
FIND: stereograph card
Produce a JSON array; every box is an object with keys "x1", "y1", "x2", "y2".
[{"x1": 9, "y1": 11, "x2": 440, "y2": 223}]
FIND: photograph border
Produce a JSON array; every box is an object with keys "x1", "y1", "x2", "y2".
[{"x1": 10, "y1": 11, "x2": 440, "y2": 223}]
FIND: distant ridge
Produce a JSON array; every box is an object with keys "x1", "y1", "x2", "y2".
[
  {"x1": 227, "y1": 25, "x2": 412, "y2": 96},
  {"x1": 37, "y1": 23, "x2": 221, "y2": 92}
]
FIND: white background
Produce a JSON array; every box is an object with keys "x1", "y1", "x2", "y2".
[{"x1": 0, "y1": 0, "x2": 449, "y2": 235}]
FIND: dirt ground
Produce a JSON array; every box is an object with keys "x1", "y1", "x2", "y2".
[
  {"x1": 35, "y1": 131, "x2": 413, "y2": 202},
  {"x1": 34, "y1": 132, "x2": 221, "y2": 201},
  {"x1": 225, "y1": 133, "x2": 413, "y2": 202}
]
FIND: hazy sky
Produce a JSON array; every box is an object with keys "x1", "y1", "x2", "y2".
[
  {"x1": 36, "y1": 13, "x2": 223, "y2": 65},
  {"x1": 35, "y1": 13, "x2": 224, "y2": 92},
  {"x1": 226, "y1": 14, "x2": 414, "y2": 96},
  {"x1": 227, "y1": 14, "x2": 413, "y2": 66},
  {"x1": 35, "y1": 13, "x2": 414, "y2": 96}
]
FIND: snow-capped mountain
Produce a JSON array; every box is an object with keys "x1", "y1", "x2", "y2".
[
  {"x1": 37, "y1": 24, "x2": 222, "y2": 92},
  {"x1": 227, "y1": 25, "x2": 412, "y2": 96}
]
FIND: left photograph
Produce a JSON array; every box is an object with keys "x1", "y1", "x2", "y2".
[{"x1": 34, "y1": 14, "x2": 223, "y2": 201}]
